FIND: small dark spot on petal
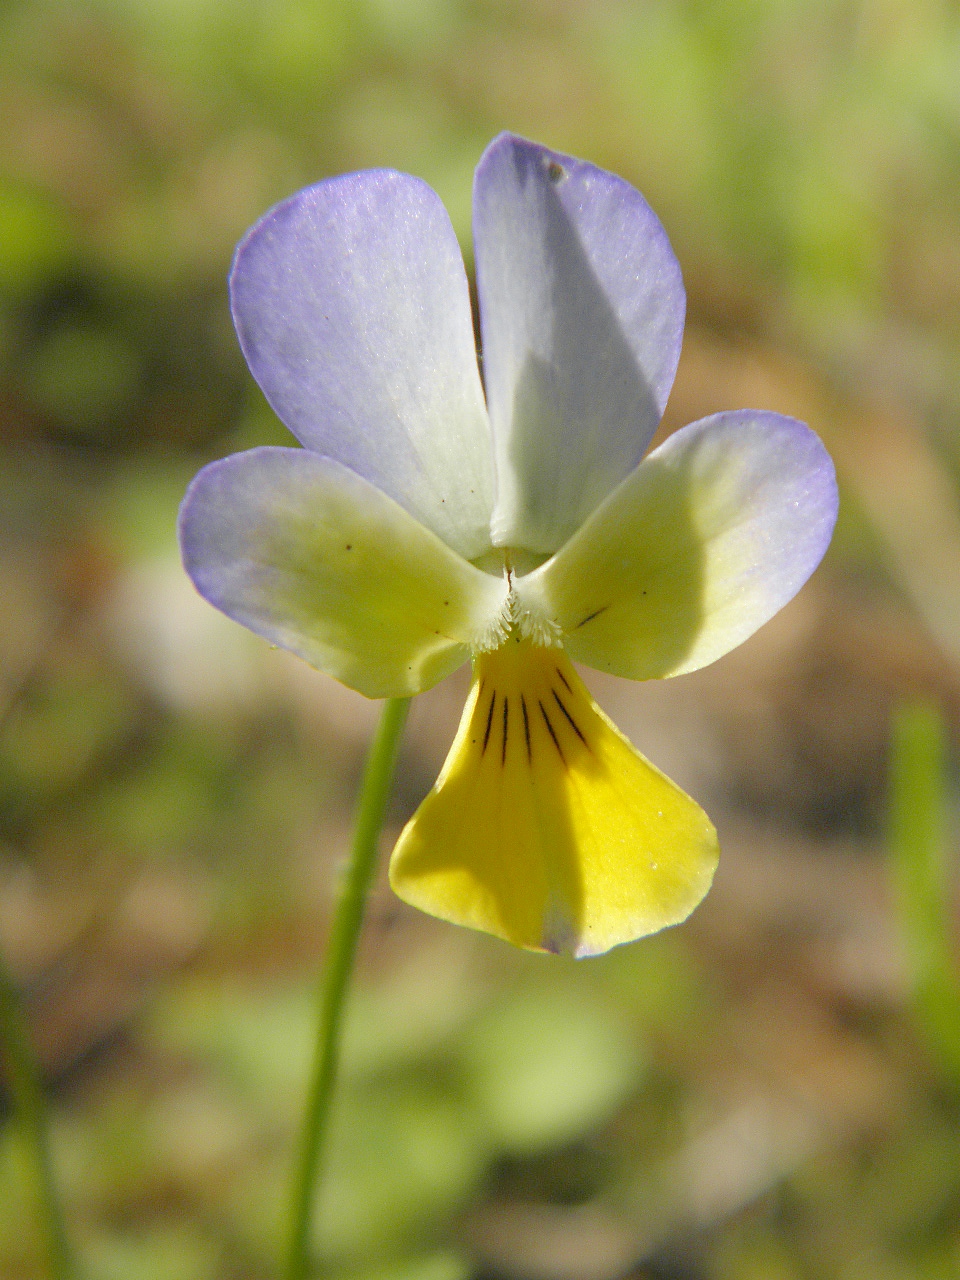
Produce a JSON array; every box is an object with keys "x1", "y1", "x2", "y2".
[
  {"x1": 539, "y1": 701, "x2": 566, "y2": 766},
  {"x1": 482, "y1": 691, "x2": 497, "y2": 755},
  {"x1": 345, "y1": 544, "x2": 352, "y2": 550},
  {"x1": 521, "y1": 694, "x2": 532, "y2": 763},
  {"x1": 575, "y1": 604, "x2": 609, "y2": 629},
  {"x1": 552, "y1": 689, "x2": 588, "y2": 748},
  {"x1": 546, "y1": 160, "x2": 566, "y2": 183}
]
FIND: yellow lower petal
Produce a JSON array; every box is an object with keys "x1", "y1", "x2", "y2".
[{"x1": 389, "y1": 638, "x2": 719, "y2": 956}]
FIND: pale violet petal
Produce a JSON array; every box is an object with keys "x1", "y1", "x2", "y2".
[
  {"x1": 179, "y1": 448, "x2": 509, "y2": 699},
  {"x1": 230, "y1": 172, "x2": 494, "y2": 561},
  {"x1": 473, "y1": 133, "x2": 685, "y2": 555},
  {"x1": 515, "y1": 412, "x2": 838, "y2": 680}
]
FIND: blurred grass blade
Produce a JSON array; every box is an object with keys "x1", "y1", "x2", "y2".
[
  {"x1": 889, "y1": 700, "x2": 960, "y2": 1081},
  {"x1": 0, "y1": 957, "x2": 73, "y2": 1279}
]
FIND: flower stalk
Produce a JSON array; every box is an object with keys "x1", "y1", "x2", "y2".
[{"x1": 285, "y1": 696, "x2": 410, "y2": 1280}]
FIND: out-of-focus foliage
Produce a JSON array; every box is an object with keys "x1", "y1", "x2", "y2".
[
  {"x1": 3, "y1": 0, "x2": 960, "y2": 452},
  {"x1": 890, "y1": 700, "x2": 960, "y2": 1080},
  {"x1": 2, "y1": 0, "x2": 960, "y2": 1278}
]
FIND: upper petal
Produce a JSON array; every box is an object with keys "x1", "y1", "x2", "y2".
[
  {"x1": 473, "y1": 134, "x2": 685, "y2": 554},
  {"x1": 178, "y1": 447, "x2": 508, "y2": 699},
  {"x1": 230, "y1": 171, "x2": 494, "y2": 561},
  {"x1": 515, "y1": 411, "x2": 838, "y2": 680}
]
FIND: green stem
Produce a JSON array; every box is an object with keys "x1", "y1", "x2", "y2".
[
  {"x1": 0, "y1": 955, "x2": 73, "y2": 1280},
  {"x1": 284, "y1": 696, "x2": 410, "y2": 1280}
]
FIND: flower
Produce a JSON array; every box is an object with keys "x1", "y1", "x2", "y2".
[{"x1": 179, "y1": 133, "x2": 838, "y2": 957}]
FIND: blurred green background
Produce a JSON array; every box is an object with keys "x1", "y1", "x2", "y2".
[{"x1": 2, "y1": 0, "x2": 960, "y2": 1276}]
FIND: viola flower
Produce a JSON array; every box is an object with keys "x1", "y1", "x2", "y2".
[{"x1": 179, "y1": 134, "x2": 837, "y2": 957}]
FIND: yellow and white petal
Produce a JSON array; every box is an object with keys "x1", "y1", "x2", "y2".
[
  {"x1": 179, "y1": 447, "x2": 509, "y2": 699},
  {"x1": 515, "y1": 411, "x2": 838, "y2": 681},
  {"x1": 389, "y1": 641, "x2": 717, "y2": 957}
]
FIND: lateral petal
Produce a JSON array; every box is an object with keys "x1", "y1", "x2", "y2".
[
  {"x1": 230, "y1": 172, "x2": 494, "y2": 561},
  {"x1": 516, "y1": 411, "x2": 838, "y2": 680},
  {"x1": 389, "y1": 642, "x2": 718, "y2": 957},
  {"x1": 179, "y1": 448, "x2": 508, "y2": 699},
  {"x1": 473, "y1": 133, "x2": 685, "y2": 554}
]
